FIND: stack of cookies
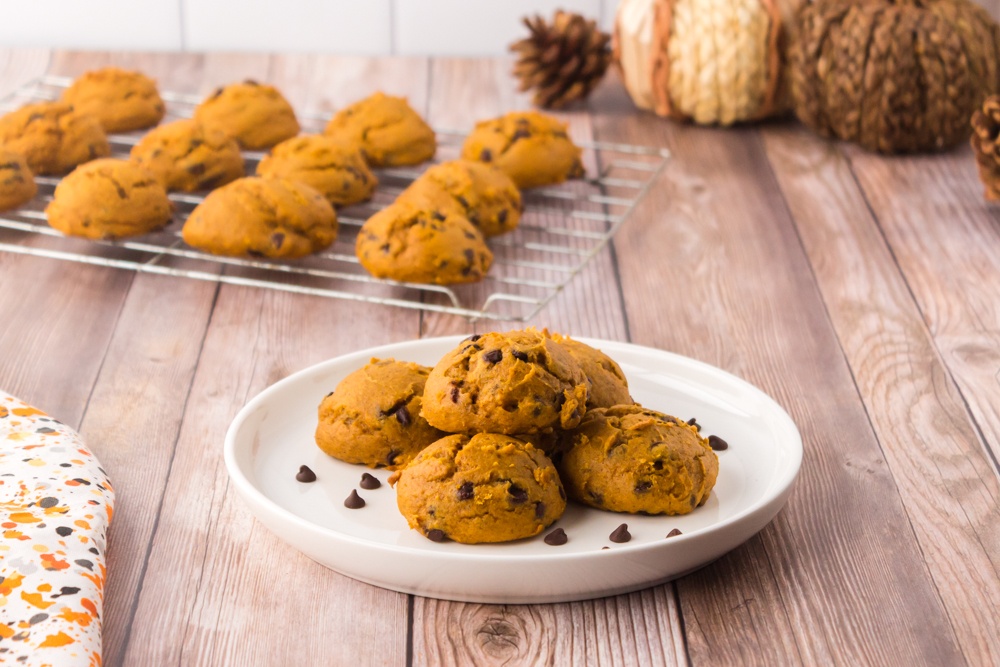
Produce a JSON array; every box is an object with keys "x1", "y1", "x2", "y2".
[{"x1": 314, "y1": 328, "x2": 721, "y2": 544}]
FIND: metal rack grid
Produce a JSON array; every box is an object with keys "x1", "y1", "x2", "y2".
[{"x1": 0, "y1": 75, "x2": 669, "y2": 322}]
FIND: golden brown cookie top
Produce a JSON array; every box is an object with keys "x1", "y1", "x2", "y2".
[
  {"x1": 399, "y1": 159, "x2": 521, "y2": 237},
  {"x1": 421, "y1": 328, "x2": 589, "y2": 435},
  {"x1": 460, "y1": 110, "x2": 584, "y2": 189},
  {"x1": 0, "y1": 149, "x2": 37, "y2": 212},
  {"x1": 0, "y1": 101, "x2": 110, "y2": 175},
  {"x1": 130, "y1": 118, "x2": 245, "y2": 192},
  {"x1": 558, "y1": 404, "x2": 718, "y2": 515},
  {"x1": 194, "y1": 80, "x2": 300, "y2": 150},
  {"x1": 355, "y1": 201, "x2": 492, "y2": 285},
  {"x1": 315, "y1": 357, "x2": 443, "y2": 469},
  {"x1": 545, "y1": 331, "x2": 632, "y2": 409},
  {"x1": 324, "y1": 92, "x2": 436, "y2": 166},
  {"x1": 61, "y1": 66, "x2": 166, "y2": 132},
  {"x1": 44, "y1": 158, "x2": 172, "y2": 240},
  {"x1": 256, "y1": 134, "x2": 377, "y2": 206},
  {"x1": 388, "y1": 432, "x2": 566, "y2": 543},
  {"x1": 182, "y1": 176, "x2": 337, "y2": 258}
]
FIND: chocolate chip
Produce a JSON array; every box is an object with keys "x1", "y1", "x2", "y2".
[
  {"x1": 394, "y1": 405, "x2": 411, "y2": 426},
  {"x1": 431, "y1": 210, "x2": 446, "y2": 221},
  {"x1": 344, "y1": 489, "x2": 365, "y2": 509},
  {"x1": 653, "y1": 460, "x2": 663, "y2": 471},
  {"x1": 480, "y1": 148, "x2": 492, "y2": 161},
  {"x1": 708, "y1": 435, "x2": 729, "y2": 451},
  {"x1": 484, "y1": 349, "x2": 502, "y2": 364},
  {"x1": 55, "y1": 526, "x2": 73, "y2": 537},
  {"x1": 667, "y1": 528, "x2": 683, "y2": 538},
  {"x1": 511, "y1": 128, "x2": 531, "y2": 141},
  {"x1": 508, "y1": 483, "x2": 528, "y2": 504},
  {"x1": 535, "y1": 502, "x2": 546, "y2": 519},
  {"x1": 609, "y1": 524, "x2": 632, "y2": 543},
  {"x1": 634, "y1": 480, "x2": 652, "y2": 493},
  {"x1": 359, "y1": 473, "x2": 381, "y2": 490},
  {"x1": 544, "y1": 528, "x2": 567, "y2": 545},
  {"x1": 456, "y1": 195, "x2": 470, "y2": 209},
  {"x1": 386, "y1": 450, "x2": 401, "y2": 466},
  {"x1": 467, "y1": 334, "x2": 481, "y2": 342},
  {"x1": 511, "y1": 350, "x2": 528, "y2": 362},
  {"x1": 295, "y1": 465, "x2": 316, "y2": 483},
  {"x1": 426, "y1": 529, "x2": 446, "y2": 542},
  {"x1": 687, "y1": 417, "x2": 701, "y2": 431},
  {"x1": 187, "y1": 163, "x2": 206, "y2": 176},
  {"x1": 602, "y1": 546, "x2": 610, "y2": 550},
  {"x1": 450, "y1": 385, "x2": 460, "y2": 402},
  {"x1": 587, "y1": 490, "x2": 604, "y2": 506},
  {"x1": 457, "y1": 482, "x2": 474, "y2": 500},
  {"x1": 498, "y1": 209, "x2": 508, "y2": 224},
  {"x1": 272, "y1": 232, "x2": 285, "y2": 249},
  {"x1": 39, "y1": 497, "x2": 58, "y2": 508}
]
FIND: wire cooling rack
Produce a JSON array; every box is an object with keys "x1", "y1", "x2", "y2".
[{"x1": 0, "y1": 75, "x2": 669, "y2": 322}]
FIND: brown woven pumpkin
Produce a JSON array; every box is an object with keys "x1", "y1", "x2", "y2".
[
  {"x1": 790, "y1": 0, "x2": 1000, "y2": 153},
  {"x1": 614, "y1": 0, "x2": 803, "y2": 125}
]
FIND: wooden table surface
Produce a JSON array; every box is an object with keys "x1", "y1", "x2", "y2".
[{"x1": 1, "y1": 49, "x2": 998, "y2": 667}]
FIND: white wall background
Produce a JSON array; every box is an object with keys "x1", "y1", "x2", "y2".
[{"x1": 0, "y1": 0, "x2": 620, "y2": 55}]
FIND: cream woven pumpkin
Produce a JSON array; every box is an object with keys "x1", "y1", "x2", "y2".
[{"x1": 614, "y1": 0, "x2": 801, "y2": 125}]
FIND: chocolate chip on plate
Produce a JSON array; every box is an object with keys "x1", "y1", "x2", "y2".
[
  {"x1": 426, "y1": 529, "x2": 447, "y2": 542},
  {"x1": 344, "y1": 489, "x2": 366, "y2": 509},
  {"x1": 295, "y1": 465, "x2": 317, "y2": 483},
  {"x1": 609, "y1": 523, "x2": 631, "y2": 543},
  {"x1": 667, "y1": 528, "x2": 683, "y2": 538},
  {"x1": 359, "y1": 473, "x2": 381, "y2": 490},
  {"x1": 708, "y1": 435, "x2": 729, "y2": 451},
  {"x1": 544, "y1": 528, "x2": 568, "y2": 546}
]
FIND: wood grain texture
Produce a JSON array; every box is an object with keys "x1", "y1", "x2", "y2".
[
  {"x1": 116, "y1": 55, "x2": 427, "y2": 666},
  {"x1": 589, "y1": 73, "x2": 965, "y2": 666}
]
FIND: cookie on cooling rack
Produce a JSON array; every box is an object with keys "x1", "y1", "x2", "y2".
[
  {"x1": 44, "y1": 158, "x2": 172, "y2": 240},
  {"x1": 421, "y1": 329, "x2": 589, "y2": 435},
  {"x1": 130, "y1": 118, "x2": 245, "y2": 192},
  {"x1": 61, "y1": 67, "x2": 166, "y2": 133},
  {"x1": 256, "y1": 134, "x2": 376, "y2": 207},
  {"x1": 316, "y1": 358, "x2": 444, "y2": 469},
  {"x1": 193, "y1": 80, "x2": 300, "y2": 150},
  {"x1": 557, "y1": 404, "x2": 718, "y2": 515},
  {"x1": 0, "y1": 101, "x2": 110, "y2": 176},
  {"x1": 181, "y1": 176, "x2": 337, "y2": 258},
  {"x1": 0, "y1": 149, "x2": 37, "y2": 211},
  {"x1": 398, "y1": 159, "x2": 521, "y2": 237},
  {"x1": 461, "y1": 111, "x2": 584, "y2": 189},
  {"x1": 545, "y1": 330, "x2": 632, "y2": 410},
  {"x1": 324, "y1": 92, "x2": 436, "y2": 167},
  {"x1": 355, "y1": 201, "x2": 492, "y2": 285},
  {"x1": 389, "y1": 432, "x2": 566, "y2": 544}
]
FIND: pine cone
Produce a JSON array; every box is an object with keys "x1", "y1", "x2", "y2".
[
  {"x1": 972, "y1": 95, "x2": 1000, "y2": 201},
  {"x1": 510, "y1": 11, "x2": 612, "y2": 109}
]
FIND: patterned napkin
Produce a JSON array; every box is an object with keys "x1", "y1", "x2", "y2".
[{"x1": 0, "y1": 391, "x2": 115, "y2": 666}]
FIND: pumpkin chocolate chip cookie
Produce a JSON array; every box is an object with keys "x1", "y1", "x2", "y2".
[
  {"x1": 324, "y1": 92, "x2": 436, "y2": 167},
  {"x1": 421, "y1": 329, "x2": 589, "y2": 435},
  {"x1": 389, "y1": 432, "x2": 566, "y2": 543},
  {"x1": 461, "y1": 111, "x2": 584, "y2": 189},
  {"x1": 61, "y1": 66, "x2": 166, "y2": 133},
  {"x1": 130, "y1": 118, "x2": 245, "y2": 192},
  {"x1": 316, "y1": 358, "x2": 444, "y2": 469},
  {"x1": 558, "y1": 404, "x2": 719, "y2": 515},
  {"x1": 398, "y1": 159, "x2": 521, "y2": 237},
  {"x1": 355, "y1": 201, "x2": 492, "y2": 285},
  {"x1": 0, "y1": 149, "x2": 37, "y2": 211},
  {"x1": 0, "y1": 101, "x2": 110, "y2": 175},
  {"x1": 256, "y1": 134, "x2": 377, "y2": 207},
  {"x1": 193, "y1": 80, "x2": 300, "y2": 150},
  {"x1": 44, "y1": 158, "x2": 172, "y2": 239},
  {"x1": 545, "y1": 331, "x2": 632, "y2": 409},
  {"x1": 181, "y1": 176, "x2": 337, "y2": 258}
]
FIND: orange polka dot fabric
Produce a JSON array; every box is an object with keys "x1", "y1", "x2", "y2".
[{"x1": 0, "y1": 391, "x2": 115, "y2": 665}]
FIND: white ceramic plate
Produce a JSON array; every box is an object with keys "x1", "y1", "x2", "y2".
[{"x1": 224, "y1": 336, "x2": 802, "y2": 604}]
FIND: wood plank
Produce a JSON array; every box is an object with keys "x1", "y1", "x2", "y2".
[
  {"x1": 120, "y1": 55, "x2": 429, "y2": 666},
  {"x1": 767, "y1": 134, "x2": 1000, "y2": 662},
  {"x1": 589, "y1": 71, "x2": 965, "y2": 665},
  {"x1": 410, "y1": 58, "x2": 682, "y2": 667}
]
